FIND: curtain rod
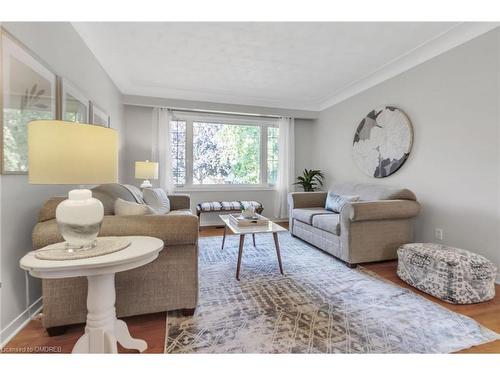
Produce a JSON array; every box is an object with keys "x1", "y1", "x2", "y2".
[{"x1": 161, "y1": 106, "x2": 283, "y2": 119}]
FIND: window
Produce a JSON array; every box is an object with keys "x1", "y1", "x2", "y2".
[
  {"x1": 193, "y1": 122, "x2": 261, "y2": 184},
  {"x1": 170, "y1": 120, "x2": 186, "y2": 185},
  {"x1": 170, "y1": 112, "x2": 279, "y2": 188}
]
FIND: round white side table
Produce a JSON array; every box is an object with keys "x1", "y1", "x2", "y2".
[{"x1": 20, "y1": 236, "x2": 164, "y2": 354}]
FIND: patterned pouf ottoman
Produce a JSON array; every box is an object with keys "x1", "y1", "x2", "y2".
[{"x1": 397, "y1": 243, "x2": 497, "y2": 304}]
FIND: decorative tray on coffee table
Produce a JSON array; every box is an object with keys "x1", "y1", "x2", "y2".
[{"x1": 229, "y1": 213, "x2": 269, "y2": 227}]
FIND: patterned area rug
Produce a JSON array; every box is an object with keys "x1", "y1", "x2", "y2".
[{"x1": 165, "y1": 233, "x2": 500, "y2": 353}]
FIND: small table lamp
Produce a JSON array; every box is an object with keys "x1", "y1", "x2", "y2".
[
  {"x1": 28, "y1": 120, "x2": 118, "y2": 251},
  {"x1": 135, "y1": 160, "x2": 158, "y2": 188}
]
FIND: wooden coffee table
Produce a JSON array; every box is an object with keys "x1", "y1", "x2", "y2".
[{"x1": 219, "y1": 214, "x2": 287, "y2": 280}]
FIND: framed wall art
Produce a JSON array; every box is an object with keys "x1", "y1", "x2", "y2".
[
  {"x1": 90, "y1": 102, "x2": 110, "y2": 127},
  {"x1": 1, "y1": 28, "x2": 57, "y2": 174},
  {"x1": 59, "y1": 77, "x2": 90, "y2": 123}
]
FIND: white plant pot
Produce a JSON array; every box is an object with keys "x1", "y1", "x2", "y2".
[{"x1": 56, "y1": 189, "x2": 104, "y2": 250}]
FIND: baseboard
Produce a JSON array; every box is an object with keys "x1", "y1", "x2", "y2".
[{"x1": 0, "y1": 297, "x2": 43, "y2": 349}]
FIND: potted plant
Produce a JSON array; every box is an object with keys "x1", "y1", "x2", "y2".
[{"x1": 294, "y1": 169, "x2": 325, "y2": 192}]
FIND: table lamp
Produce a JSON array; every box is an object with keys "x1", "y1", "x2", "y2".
[
  {"x1": 28, "y1": 120, "x2": 118, "y2": 251},
  {"x1": 135, "y1": 160, "x2": 158, "y2": 188}
]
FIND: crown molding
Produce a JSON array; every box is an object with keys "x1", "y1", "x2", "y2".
[
  {"x1": 123, "y1": 94, "x2": 320, "y2": 119},
  {"x1": 318, "y1": 22, "x2": 500, "y2": 111}
]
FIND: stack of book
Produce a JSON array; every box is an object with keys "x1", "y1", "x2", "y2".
[{"x1": 229, "y1": 213, "x2": 269, "y2": 227}]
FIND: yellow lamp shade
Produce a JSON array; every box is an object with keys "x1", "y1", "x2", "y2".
[
  {"x1": 135, "y1": 161, "x2": 159, "y2": 180},
  {"x1": 28, "y1": 120, "x2": 118, "y2": 184}
]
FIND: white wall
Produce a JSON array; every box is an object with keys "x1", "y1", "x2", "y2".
[
  {"x1": 122, "y1": 106, "x2": 154, "y2": 185},
  {"x1": 295, "y1": 118, "x2": 315, "y2": 178},
  {"x1": 123, "y1": 105, "x2": 314, "y2": 225},
  {"x1": 0, "y1": 22, "x2": 124, "y2": 344},
  {"x1": 310, "y1": 29, "x2": 500, "y2": 275}
]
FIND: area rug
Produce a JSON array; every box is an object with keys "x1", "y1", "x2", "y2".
[{"x1": 165, "y1": 233, "x2": 499, "y2": 353}]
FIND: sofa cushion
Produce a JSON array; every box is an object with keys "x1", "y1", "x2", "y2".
[
  {"x1": 325, "y1": 191, "x2": 359, "y2": 213},
  {"x1": 330, "y1": 182, "x2": 416, "y2": 201},
  {"x1": 196, "y1": 200, "x2": 263, "y2": 213},
  {"x1": 312, "y1": 214, "x2": 340, "y2": 235},
  {"x1": 114, "y1": 198, "x2": 151, "y2": 216},
  {"x1": 292, "y1": 208, "x2": 333, "y2": 225},
  {"x1": 167, "y1": 209, "x2": 195, "y2": 216},
  {"x1": 143, "y1": 188, "x2": 171, "y2": 214},
  {"x1": 92, "y1": 183, "x2": 144, "y2": 215}
]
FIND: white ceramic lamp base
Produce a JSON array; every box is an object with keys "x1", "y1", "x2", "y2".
[
  {"x1": 56, "y1": 189, "x2": 104, "y2": 251},
  {"x1": 139, "y1": 180, "x2": 152, "y2": 188}
]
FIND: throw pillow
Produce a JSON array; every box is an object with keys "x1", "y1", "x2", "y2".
[
  {"x1": 325, "y1": 192, "x2": 359, "y2": 213},
  {"x1": 142, "y1": 188, "x2": 171, "y2": 214},
  {"x1": 114, "y1": 198, "x2": 151, "y2": 216}
]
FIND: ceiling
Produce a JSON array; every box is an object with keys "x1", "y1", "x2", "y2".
[{"x1": 72, "y1": 22, "x2": 492, "y2": 111}]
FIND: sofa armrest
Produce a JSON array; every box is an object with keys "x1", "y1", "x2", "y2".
[
  {"x1": 345, "y1": 200, "x2": 420, "y2": 222},
  {"x1": 38, "y1": 197, "x2": 65, "y2": 222},
  {"x1": 168, "y1": 194, "x2": 191, "y2": 211},
  {"x1": 32, "y1": 214, "x2": 199, "y2": 250},
  {"x1": 288, "y1": 191, "x2": 328, "y2": 210}
]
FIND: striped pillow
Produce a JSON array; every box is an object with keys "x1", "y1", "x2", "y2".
[
  {"x1": 142, "y1": 188, "x2": 171, "y2": 214},
  {"x1": 325, "y1": 191, "x2": 359, "y2": 213}
]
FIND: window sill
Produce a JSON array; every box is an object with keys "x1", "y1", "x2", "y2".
[{"x1": 174, "y1": 185, "x2": 277, "y2": 193}]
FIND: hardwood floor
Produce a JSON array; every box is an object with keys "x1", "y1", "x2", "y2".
[{"x1": 3, "y1": 225, "x2": 499, "y2": 354}]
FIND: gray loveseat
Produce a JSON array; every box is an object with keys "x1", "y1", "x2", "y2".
[{"x1": 288, "y1": 182, "x2": 420, "y2": 267}]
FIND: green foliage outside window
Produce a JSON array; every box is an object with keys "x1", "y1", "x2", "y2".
[
  {"x1": 170, "y1": 120, "x2": 279, "y2": 186},
  {"x1": 3, "y1": 108, "x2": 52, "y2": 172},
  {"x1": 193, "y1": 122, "x2": 260, "y2": 184}
]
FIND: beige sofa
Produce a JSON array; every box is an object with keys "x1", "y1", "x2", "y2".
[
  {"x1": 32, "y1": 183, "x2": 199, "y2": 335},
  {"x1": 288, "y1": 182, "x2": 420, "y2": 267}
]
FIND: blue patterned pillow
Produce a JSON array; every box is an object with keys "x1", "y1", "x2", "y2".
[{"x1": 325, "y1": 191, "x2": 359, "y2": 213}]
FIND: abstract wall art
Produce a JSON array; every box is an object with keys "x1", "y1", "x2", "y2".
[{"x1": 352, "y1": 106, "x2": 413, "y2": 178}]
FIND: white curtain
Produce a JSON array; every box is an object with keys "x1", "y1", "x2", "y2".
[
  {"x1": 151, "y1": 107, "x2": 175, "y2": 193},
  {"x1": 275, "y1": 117, "x2": 295, "y2": 219}
]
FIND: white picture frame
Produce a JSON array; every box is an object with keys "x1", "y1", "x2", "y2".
[
  {"x1": 1, "y1": 28, "x2": 57, "y2": 174},
  {"x1": 90, "y1": 102, "x2": 110, "y2": 127},
  {"x1": 60, "y1": 77, "x2": 90, "y2": 123}
]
